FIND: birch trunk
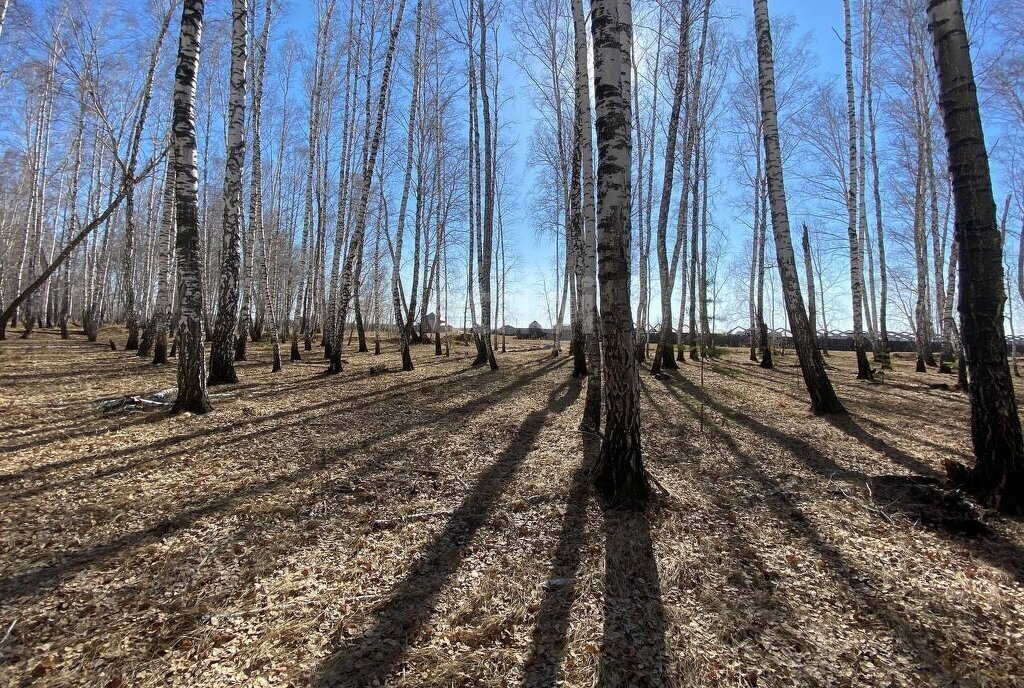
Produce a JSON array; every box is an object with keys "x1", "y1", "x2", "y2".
[
  {"x1": 391, "y1": 0, "x2": 423, "y2": 372},
  {"x1": 754, "y1": 0, "x2": 844, "y2": 415},
  {"x1": 865, "y1": 0, "x2": 889, "y2": 366},
  {"x1": 571, "y1": 0, "x2": 601, "y2": 431},
  {"x1": 327, "y1": 0, "x2": 408, "y2": 374},
  {"x1": 802, "y1": 224, "x2": 816, "y2": 340},
  {"x1": 475, "y1": 0, "x2": 498, "y2": 370},
  {"x1": 123, "y1": 9, "x2": 173, "y2": 351},
  {"x1": 843, "y1": 0, "x2": 871, "y2": 379},
  {"x1": 929, "y1": 0, "x2": 1024, "y2": 513},
  {"x1": 171, "y1": 0, "x2": 212, "y2": 414},
  {"x1": 650, "y1": 2, "x2": 689, "y2": 375},
  {"x1": 591, "y1": 0, "x2": 649, "y2": 505},
  {"x1": 208, "y1": 0, "x2": 248, "y2": 385},
  {"x1": 152, "y1": 156, "x2": 176, "y2": 365}
]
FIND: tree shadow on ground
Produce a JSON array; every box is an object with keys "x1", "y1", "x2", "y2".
[
  {"x1": 653, "y1": 375, "x2": 995, "y2": 679},
  {"x1": 663, "y1": 373, "x2": 1024, "y2": 588},
  {"x1": 596, "y1": 504, "x2": 668, "y2": 687},
  {"x1": 0, "y1": 359, "x2": 508, "y2": 497},
  {"x1": 0, "y1": 358, "x2": 569, "y2": 604},
  {"x1": 520, "y1": 433, "x2": 596, "y2": 687},
  {"x1": 313, "y1": 377, "x2": 582, "y2": 687}
]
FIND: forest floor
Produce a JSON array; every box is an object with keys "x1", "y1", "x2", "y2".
[{"x1": 1, "y1": 329, "x2": 1023, "y2": 688}]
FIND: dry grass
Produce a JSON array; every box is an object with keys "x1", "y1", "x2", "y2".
[{"x1": 0, "y1": 329, "x2": 1022, "y2": 687}]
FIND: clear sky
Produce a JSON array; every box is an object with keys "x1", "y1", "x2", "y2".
[{"x1": 275, "y1": 0, "x2": 1011, "y2": 335}]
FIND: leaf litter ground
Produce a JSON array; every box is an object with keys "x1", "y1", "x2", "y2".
[{"x1": 0, "y1": 330, "x2": 1022, "y2": 687}]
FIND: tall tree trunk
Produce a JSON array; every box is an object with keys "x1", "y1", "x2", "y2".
[
  {"x1": 865, "y1": 0, "x2": 890, "y2": 367},
  {"x1": 475, "y1": 0, "x2": 498, "y2": 370},
  {"x1": 754, "y1": 0, "x2": 844, "y2": 415},
  {"x1": 572, "y1": 0, "x2": 601, "y2": 432},
  {"x1": 123, "y1": 11, "x2": 172, "y2": 350},
  {"x1": 391, "y1": 0, "x2": 424, "y2": 372},
  {"x1": 152, "y1": 156, "x2": 176, "y2": 365},
  {"x1": 591, "y1": 0, "x2": 649, "y2": 506},
  {"x1": 802, "y1": 223, "x2": 816, "y2": 342},
  {"x1": 756, "y1": 173, "x2": 772, "y2": 368},
  {"x1": 929, "y1": 0, "x2": 1024, "y2": 513},
  {"x1": 209, "y1": 0, "x2": 249, "y2": 385},
  {"x1": 843, "y1": 0, "x2": 871, "y2": 380},
  {"x1": 650, "y1": 1, "x2": 689, "y2": 375},
  {"x1": 328, "y1": 0, "x2": 408, "y2": 374},
  {"x1": 171, "y1": 0, "x2": 212, "y2": 414}
]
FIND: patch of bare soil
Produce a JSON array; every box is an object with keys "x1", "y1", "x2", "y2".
[{"x1": 0, "y1": 331, "x2": 1022, "y2": 687}]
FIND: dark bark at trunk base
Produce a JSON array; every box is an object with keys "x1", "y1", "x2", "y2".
[
  {"x1": 472, "y1": 335, "x2": 487, "y2": 365},
  {"x1": 234, "y1": 331, "x2": 248, "y2": 361},
  {"x1": 916, "y1": 355, "x2": 927, "y2": 373},
  {"x1": 401, "y1": 344, "x2": 414, "y2": 371},
  {"x1": 593, "y1": 429, "x2": 650, "y2": 509},
  {"x1": 856, "y1": 347, "x2": 874, "y2": 380},
  {"x1": 945, "y1": 457, "x2": 1024, "y2": 515},
  {"x1": 572, "y1": 333, "x2": 588, "y2": 378},
  {"x1": 19, "y1": 316, "x2": 37, "y2": 339},
  {"x1": 125, "y1": 326, "x2": 140, "y2": 351},
  {"x1": 327, "y1": 348, "x2": 343, "y2": 374},
  {"x1": 153, "y1": 339, "x2": 168, "y2": 365},
  {"x1": 759, "y1": 323, "x2": 773, "y2": 369},
  {"x1": 208, "y1": 333, "x2": 239, "y2": 385},
  {"x1": 290, "y1": 334, "x2": 301, "y2": 361},
  {"x1": 271, "y1": 344, "x2": 283, "y2": 372},
  {"x1": 138, "y1": 320, "x2": 155, "y2": 357},
  {"x1": 435, "y1": 331, "x2": 442, "y2": 356}
]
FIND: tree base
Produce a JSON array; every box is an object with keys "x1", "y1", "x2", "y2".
[
  {"x1": 593, "y1": 430, "x2": 650, "y2": 509},
  {"x1": 856, "y1": 348, "x2": 874, "y2": 380},
  {"x1": 945, "y1": 458, "x2": 1024, "y2": 516},
  {"x1": 916, "y1": 355, "x2": 927, "y2": 373},
  {"x1": 234, "y1": 335, "x2": 248, "y2": 362}
]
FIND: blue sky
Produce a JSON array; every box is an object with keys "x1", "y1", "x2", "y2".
[{"x1": 274, "y1": 0, "x2": 1012, "y2": 335}]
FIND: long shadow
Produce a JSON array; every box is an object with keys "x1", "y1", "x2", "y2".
[
  {"x1": 596, "y1": 505, "x2": 668, "y2": 687},
  {"x1": 663, "y1": 373, "x2": 1024, "y2": 587},
  {"x1": 0, "y1": 362, "x2": 394, "y2": 450},
  {"x1": 664, "y1": 374, "x2": 867, "y2": 482},
  {"x1": 520, "y1": 433, "x2": 597, "y2": 687},
  {"x1": 107, "y1": 358, "x2": 574, "y2": 662},
  {"x1": 655, "y1": 379, "x2": 986, "y2": 677},
  {"x1": 0, "y1": 358, "x2": 571, "y2": 603},
  {"x1": 314, "y1": 377, "x2": 582, "y2": 687},
  {"x1": 822, "y1": 414, "x2": 940, "y2": 478},
  {"x1": 0, "y1": 357, "x2": 553, "y2": 496}
]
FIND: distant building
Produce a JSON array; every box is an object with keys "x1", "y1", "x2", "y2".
[{"x1": 423, "y1": 312, "x2": 453, "y2": 333}]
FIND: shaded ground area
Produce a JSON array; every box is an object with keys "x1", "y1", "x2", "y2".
[{"x1": 0, "y1": 330, "x2": 1022, "y2": 687}]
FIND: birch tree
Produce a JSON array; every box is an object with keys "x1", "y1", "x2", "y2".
[
  {"x1": 929, "y1": 0, "x2": 1024, "y2": 513},
  {"x1": 842, "y1": 0, "x2": 872, "y2": 380},
  {"x1": 753, "y1": 0, "x2": 844, "y2": 415},
  {"x1": 208, "y1": 0, "x2": 248, "y2": 385},
  {"x1": 171, "y1": 0, "x2": 212, "y2": 414},
  {"x1": 591, "y1": 0, "x2": 649, "y2": 505}
]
